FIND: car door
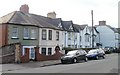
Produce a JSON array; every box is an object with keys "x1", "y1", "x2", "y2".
[
  {"x1": 81, "y1": 50, "x2": 87, "y2": 60},
  {"x1": 96, "y1": 50, "x2": 100, "y2": 57},
  {"x1": 76, "y1": 51, "x2": 81, "y2": 61},
  {"x1": 99, "y1": 49, "x2": 105, "y2": 57},
  {"x1": 79, "y1": 50, "x2": 85, "y2": 60}
]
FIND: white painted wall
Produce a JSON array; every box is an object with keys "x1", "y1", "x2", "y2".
[
  {"x1": 81, "y1": 26, "x2": 91, "y2": 48},
  {"x1": 115, "y1": 33, "x2": 119, "y2": 48},
  {"x1": 96, "y1": 26, "x2": 116, "y2": 48},
  {"x1": 90, "y1": 28, "x2": 99, "y2": 48},
  {"x1": 39, "y1": 28, "x2": 63, "y2": 55}
]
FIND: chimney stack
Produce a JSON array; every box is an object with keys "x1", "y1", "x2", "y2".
[
  {"x1": 20, "y1": 4, "x2": 29, "y2": 13},
  {"x1": 47, "y1": 12, "x2": 56, "y2": 19},
  {"x1": 99, "y1": 21, "x2": 106, "y2": 25}
]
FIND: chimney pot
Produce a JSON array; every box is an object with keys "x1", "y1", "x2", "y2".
[
  {"x1": 47, "y1": 12, "x2": 56, "y2": 19},
  {"x1": 20, "y1": 4, "x2": 29, "y2": 13},
  {"x1": 99, "y1": 21, "x2": 106, "y2": 25}
]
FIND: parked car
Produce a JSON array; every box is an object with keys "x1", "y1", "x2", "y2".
[
  {"x1": 61, "y1": 50, "x2": 88, "y2": 64},
  {"x1": 104, "y1": 47, "x2": 112, "y2": 54},
  {"x1": 86, "y1": 49, "x2": 105, "y2": 60},
  {"x1": 104, "y1": 49, "x2": 111, "y2": 54},
  {"x1": 112, "y1": 48, "x2": 120, "y2": 53}
]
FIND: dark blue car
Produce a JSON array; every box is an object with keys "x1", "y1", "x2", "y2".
[{"x1": 86, "y1": 49, "x2": 105, "y2": 60}]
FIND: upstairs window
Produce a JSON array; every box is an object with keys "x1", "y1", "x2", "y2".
[
  {"x1": 12, "y1": 27, "x2": 18, "y2": 38},
  {"x1": 42, "y1": 29, "x2": 47, "y2": 40},
  {"x1": 24, "y1": 28, "x2": 29, "y2": 39},
  {"x1": 80, "y1": 36, "x2": 81, "y2": 42},
  {"x1": 56, "y1": 31, "x2": 59, "y2": 41},
  {"x1": 68, "y1": 32, "x2": 71, "y2": 40},
  {"x1": 48, "y1": 30, "x2": 52, "y2": 40},
  {"x1": 31, "y1": 28, "x2": 36, "y2": 39},
  {"x1": 75, "y1": 34, "x2": 77, "y2": 40},
  {"x1": 85, "y1": 34, "x2": 89, "y2": 42}
]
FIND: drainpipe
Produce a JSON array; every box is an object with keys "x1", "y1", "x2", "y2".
[{"x1": 65, "y1": 32, "x2": 66, "y2": 47}]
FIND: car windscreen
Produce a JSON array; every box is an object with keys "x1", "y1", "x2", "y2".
[
  {"x1": 66, "y1": 50, "x2": 77, "y2": 55},
  {"x1": 88, "y1": 50, "x2": 97, "y2": 54}
]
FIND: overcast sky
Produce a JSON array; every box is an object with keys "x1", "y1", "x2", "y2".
[{"x1": 0, "y1": 0, "x2": 119, "y2": 28}]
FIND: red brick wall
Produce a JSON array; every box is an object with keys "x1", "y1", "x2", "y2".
[
  {"x1": 20, "y1": 48, "x2": 30, "y2": 63},
  {"x1": 0, "y1": 24, "x2": 8, "y2": 47},
  {"x1": 34, "y1": 47, "x2": 63, "y2": 61},
  {"x1": 20, "y1": 4, "x2": 29, "y2": 13}
]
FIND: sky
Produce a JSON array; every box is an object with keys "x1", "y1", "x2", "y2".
[{"x1": 0, "y1": 0, "x2": 119, "y2": 28}]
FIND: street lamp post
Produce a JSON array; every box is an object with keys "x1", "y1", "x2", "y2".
[{"x1": 91, "y1": 10, "x2": 94, "y2": 48}]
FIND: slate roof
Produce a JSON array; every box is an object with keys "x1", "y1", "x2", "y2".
[
  {"x1": 79, "y1": 25, "x2": 87, "y2": 30},
  {"x1": 116, "y1": 28, "x2": 120, "y2": 34},
  {"x1": 0, "y1": 11, "x2": 60, "y2": 30},
  {"x1": 0, "y1": 11, "x2": 15, "y2": 24},
  {"x1": 95, "y1": 25, "x2": 118, "y2": 33},
  {"x1": 26, "y1": 13, "x2": 64, "y2": 30},
  {"x1": 73, "y1": 24, "x2": 90, "y2": 32},
  {"x1": 61, "y1": 21, "x2": 74, "y2": 32},
  {"x1": 0, "y1": 11, "x2": 91, "y2": 32},
  {"x1": 89, "y1": 26, "x2": 99, "y2": 33},
  {"x1": 48, "y1": 18, "x2": 64, "y2": 30},
  {"x1": 73, "y1": 24, "x2": 81, "y2": 32}
]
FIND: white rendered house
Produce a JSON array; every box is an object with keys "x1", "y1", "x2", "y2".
[{"x1": 95, "y1": 21, "x2": 116, "y2": 48}]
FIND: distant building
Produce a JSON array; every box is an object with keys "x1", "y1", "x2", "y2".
[{"x1": 95, "y1": 21, "x2": 119, "y2": 48}]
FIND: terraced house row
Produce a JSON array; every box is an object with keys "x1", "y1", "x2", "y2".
[{"x1": 0, "y1": 4, "x2": 119, "y2": 63}]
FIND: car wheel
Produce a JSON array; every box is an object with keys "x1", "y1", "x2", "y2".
[
  {"x1": 84, "y1": 57, "x2": 88, "y2": 62},
  {"x1": 102, "y1": 55, "x2": 105, "y2": 59},
  {"x1": 61, "y1": 61, "x2": 65, "y2": 64},
  {"x1": 96, "y1": 56, "x2": 99, "y2": 60},
  {"x1": 73, "y1": 58, "x2": 77, "y2": 63}
]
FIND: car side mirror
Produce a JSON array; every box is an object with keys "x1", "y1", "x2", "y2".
[{"x1": 76, "y1": 53, "x2": 79, "y2": 55}]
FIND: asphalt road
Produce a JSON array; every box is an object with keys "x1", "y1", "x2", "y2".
[{"x1": 3, "y1": 53, "x2": 119, "y2": 73}]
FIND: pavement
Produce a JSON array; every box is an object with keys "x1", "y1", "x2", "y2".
[{"x1": 1, "y1": 60, "x2": 61, "y2": 72}]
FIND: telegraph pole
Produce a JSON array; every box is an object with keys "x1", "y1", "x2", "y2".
[{"x1": 91, "y1": 10, "x2": 94, "y2": 48}]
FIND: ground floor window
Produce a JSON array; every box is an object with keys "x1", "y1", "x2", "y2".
[
  {"x1": 68, "y1": 45, "x2": 71, "y2": 47},
  {"x1": 48, "y1": 48, "x2": 52, "y2": 55},
  {"x1": 80, "y1": 45, "x2": 82, "y2": 48},
  {"x1": 41, "y1": 48, "x2": 46, "y2": 55}
]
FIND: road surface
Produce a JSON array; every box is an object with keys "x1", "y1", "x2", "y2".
[{"x1": 3, "y1": 53, "x2": 119, "y2": 73}]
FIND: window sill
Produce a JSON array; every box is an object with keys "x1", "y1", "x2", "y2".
[
  {"x1": 23, "y1": 38, "x2": 37, "y2": 40},
  {"x1": 11, "y1": 37, "x2": 19, "y2": 39}
]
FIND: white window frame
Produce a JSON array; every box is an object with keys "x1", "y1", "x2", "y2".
[
  {"x1": 12, "y1": 27, "x2": 18, "y2": 38},
  {"x1": 56, "y1": 31, "x2": 59, "y2": 41},
  {"x1": 31, "y1": 28, "x2": 36, "y2": 39},
  {"x1": 68, "y1": 32, "x2": 71, "y2": 40},
  {"x1": 48, "y1": 48, "x2": 52, "y2": 55},
  {"x1": 85, "y1": 34, "x2": 89, "y2": 42},
  {"x1": 42, "y1": 29, "x2": 47, "y2": 40},
  {"x1": 48, "y1": 30, "x2": 52, "y2": 40},
  {"x1": 22, "y1": 46, "x2": 36, "y2": 59},
  {"x1": 41, "y1": 48, "x2": 46, "y2": 55},
  {"x1": 24, "y1": 28, "x2": 29, "y2": 39}
]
